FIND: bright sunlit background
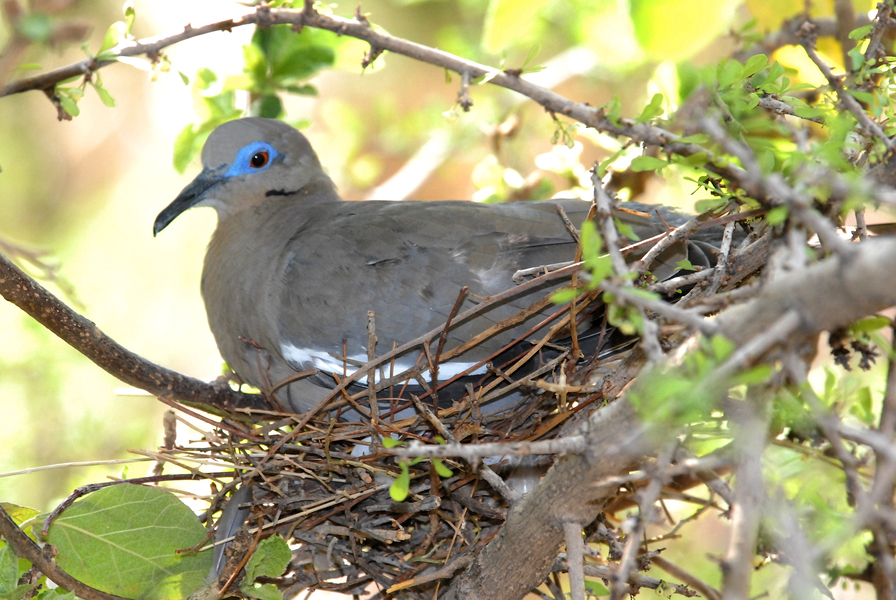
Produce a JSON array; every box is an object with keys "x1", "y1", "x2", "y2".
[{"x1": 0, "y1": 0, "x2": 881, "y2": 598}]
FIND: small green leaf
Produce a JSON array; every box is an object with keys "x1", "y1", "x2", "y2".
[
  {"x1": 603, "y1": 95, "x2": 622, "y2": 123},
  {"x1": 242, "y1": 535, "x2": 291, "y2": 600},
  {"x1": 381, "y1": 436, "x2": 404, "y2": 448},
  {"x1": 742, "y1": 54, "x2": 768, "y2": 78},
  {"x1": 767, "y1": 61, "x2": 785, "y2": 82},
  {"x1": 58, "y1": 93, "x2": 80, "y2": 117},
  {"x1": 635, "y1": 93, "x2": 664, "y2": 123},
  {"x1": 793, "y1": 106, "x2": 826, "y2": 119},
  {"x1": 552, "y1": 288, "x2": 580, "y2": 304},
  {"x1": 432, "y1": 459, "x2": 453, "y2": 478},
  {"x1": 17, "y1": 14, "x2": 54, "y2": 43},
  {"x1": 849, "y1": 24, "x2": 873, "y2": 40},
  {"x1": 631, "y1": 155, "x2": 668, "y2": 172},
  {"x1": 850, "y1": 316, "x2": 892, "y2": 333},
  {"x1": 709, "y1": 334, "x2": 735, "y2": 361},
  {"x1": 717, "y1": 59, "x2": 744, "y2": 88},
  {"x1": 694, "y1": 197, "x2": 728, "y2": 213},
  {"x1": 91, "y1": 83, "x2": 115, "y2": 107},
  {"x1": 848, "y1": 89, "x2": 875, "y2": 104},
  {"x1": 585, "y1": 579, "x2": 610, "y2": 596},
  {"x1": 0, "y1": 545, "x2": 18, "y2": 597},
  {"x1": 173, "y1": 125, "x2": 199, "y2": 173},
  {"x1": 178, "y1": 71, "x2": 190, "y2": 85},
  {"x1": 390, "y1": 464, "x2": 411, "y2": 501},
  {"x1": 766, "y1": 205, "x2": 789, "y2": 225},
  {"x1": 675, "y1": 259, "x2": 696, "y2": 271},
  {"x1": 123, "y1": 0, "x2": 136, "y2": 35},
  {"x1": 673, "y1": 152, "x2": 708, "y2": 168},
  {"x1": 98, "y1": 21, "x2": 127, "y2": 54},
  {"x1": 615, "y1": 217, "x2": 639, "y2": 242},
  {"x1": 676, "y1": 133, "x2": 710, "y2": 144},
  {"x1": 731, "y1": 364, "x2": 773, "y2": 386},
  {"x1": 757, "y1": 149, "x2": 775, "y2": 173}
]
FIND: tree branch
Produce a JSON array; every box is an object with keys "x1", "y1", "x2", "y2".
[
  {"x1": 0, "y1": 251, "x2": 266, "y2": 413},
  {"x1": 447, "y1": 237, "x2": 896, "y2": 600}
]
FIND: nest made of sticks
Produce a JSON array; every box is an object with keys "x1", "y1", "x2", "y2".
[{"x1": 158, "y1": 284, "x2": 686, "y2": 599}]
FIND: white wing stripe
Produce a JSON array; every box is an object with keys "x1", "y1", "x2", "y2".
[{"x1": 280, "y1": 343, "x2": 486, "y2": 386}]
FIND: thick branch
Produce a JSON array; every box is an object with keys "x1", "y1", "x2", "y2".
[
  {"x1": 447, "y1": 237, "x2": 896, "y2": 600},
  {"x1": 0, "y1": 251, "x2": 265, "y2": 413}
]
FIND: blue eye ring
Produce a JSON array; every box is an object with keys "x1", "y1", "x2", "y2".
[{"x1": 225, "y1": 141, "x2": 279, "y2": 177}]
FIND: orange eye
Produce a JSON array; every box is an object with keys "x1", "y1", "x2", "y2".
[{"x1": 250, "y1": 151, "x2": 269, "y2": 168}]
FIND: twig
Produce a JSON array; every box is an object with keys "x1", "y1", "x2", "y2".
[
  {"x1": 563, "y1": 521, "x2": 585, "y2": 600},
  {"x1": 392, "y1": 436, "x2": 586, "y2": 460}
]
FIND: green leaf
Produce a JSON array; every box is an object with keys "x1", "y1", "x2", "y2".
[
  {"x1": 17, "y1": 14, "x2": 54, "y2": 43},
  {"x1": 850, "y1": 316, "x2": 892, "y2": 333},
  {"x1": 390, "y1": 463, "x2": 411, "y2": 501},
  {"x1": 694, "y1": 197, "x2": 728, "y2": 213},
  {"x1": 58, "y1": 93, "x2": 79, "y2": 117},
  {"x1": 381, "y1": 436, "x2": 404, "y2": 448},
  {"x1": 47, "y1": 484, "x2": 212, "y2": 600},
  {"x1": 251, "y1": 94, "x2": 283, "y2": 119},
  {"x1": 673, "y1": 152, "x2": 709, "y2": 168},
  {"x1": 765, "y1": 205, "x2": 789, "y2": 225},
  {"x1": 98, "y1": 21, "x2": 127, "y2": 54},
  {"x1": 615, "y1": 217, "x2": 639, "y2": 242},
  {"x1": 243, "y1": 42, "x2": 268, "y2": 86},
  {"x1": 848, "y1": 24, "x2": 873, "y2": 40},
  {"x1": 708, "y1": 334, "x2": 735, "y2": 360},
  {"x1": 717, "y1": 59, "x2": 744, "y2": 88},
  {"x1": 481, "y1": 0, "x2": 552, "y2": 52},
  {"x1": 91, "y1": 83, "x2": 116, "y2": 107},
  {"x1": 742, "y1": 54, "x2": 767, "y2": 78},
  {"x1": 585, "y1": 579, "x2": 610, "y2": 596},
  {"x1": 731, "y1": 364, "x2": 773, "y2": 386},
  {"x1": 792, "y1": 106, "x2": 826, "y2": 119},
  {"x1": 173, "y1": 125, "x2": 200, "y2": 174},
  {"x1": 603, "y1": 95, "x2": 622, "y2": 123},
  {"x1": 675, "y1": 259, "x2": 696, "y2": 271},
  {"x1": 757, "y1": 149, "x2": 774, "y2": 173},
  {"x1": 631, "y1": 155, "x2": 668, "y2": 172},
  {"x1": 0, "y1": 545, "x2": 19, "y2": 597},
  {"x1": 123, "y1": 0, "x2": 136, "y2": 35},
  {"x1": 850, "y1": 386, "x2": 875, "y2": 424},
  {"x1": 552, "y1": 288, "x2": 580, "y2": 304},
  {"x1": 242, "y1": 535, "x2": 291, "y2": 600},
  {"x1": 676, "y1": 133, "x2": 710, "y2": 144},
  {"x1": 635, "y1": 93, "x2": 664, "y2": 123},
  {"x1": 848, "y1": 89, "x2": 874, "y2": 104},
  {"x1": 432, "y1": 459, "x2": 453, "y2": 478},
  {"x1": 178, "y1": 71, "x2": 189, "y2": 85}
]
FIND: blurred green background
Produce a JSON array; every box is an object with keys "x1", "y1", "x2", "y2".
[{"x1": 0, "y1": 1, "x2": 881, "y2": 597}]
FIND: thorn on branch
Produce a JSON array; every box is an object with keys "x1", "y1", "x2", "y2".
[
  {"x1": 354, "y1": 4, "x2": 371, "y2": 27},
  {"x1": 362, "y1": 44, "x2": 385, "y2": 70},
  {"x1": 457, "y1": 70, "x2": 473, "y2": 112}
]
